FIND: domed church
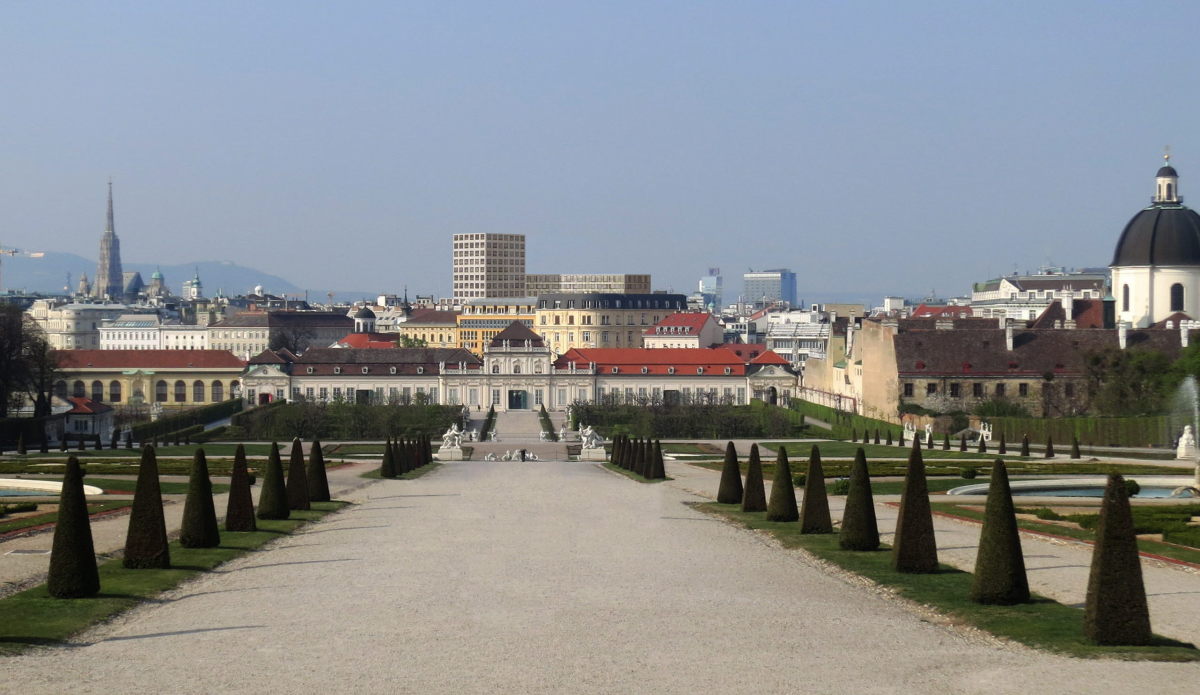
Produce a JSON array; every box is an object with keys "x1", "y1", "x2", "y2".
[{"x1": 1111, "y1": 155, "x2": 1200, "y2": 327}]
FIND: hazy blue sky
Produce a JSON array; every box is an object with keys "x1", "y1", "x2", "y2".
[{"x1": 2, "y1": 1, "x2": 1195, "y2": 301}]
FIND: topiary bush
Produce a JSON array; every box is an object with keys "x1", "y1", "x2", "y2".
[
  {"x1": 960, "y1": 467, "x2": 978, "y2": 480},
  {"x1": 799, "y1": 445, "x2": 833, "y2": 534},
  {"x1": 970, "y1": 460, "x2": 1030, "y2": 605},
  {"x1": 285, "y1": 437, "x2": 311, "y2": 511},
  {"x1": 47, "y1": 456, "x2": 100, "y2": 598},
  {"x1": 716, "y1": 441, "x2": 743, "y2": 503},
  {"x1": 225, "y1": 443, "x2": 257, "y2": 532},
  {"x1": 123, "y1": 445, "x2": 170, "y2": 569},
  {"x1": 179, "y1": 448, "x2": 220, "y2": 548},
  {"x1": 1084, "y1": 474, "x2": 1152, "y2": 645},
  {"x1": 838, "y1": 448, "x2": 879, "y2": 551},
  {"x1": 307, "y1": 439, "x2": 331, "y2": 502},
  {"x1": 741, "y1": 444, "x2": 767, "y2": 512},
  {"x1": 766, "y1": 446, "x2": 799, "y2": 522},
  {"x1": 892, "y1": 442, "x2": 938, "y2": 573},
  {"x1": 257, "y1": 441, "x2": 289, "y2": 520}
]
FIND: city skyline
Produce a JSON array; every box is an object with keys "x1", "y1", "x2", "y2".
[{"x1": 1, "y1": 2, "x2": 1196, "y2": 300}]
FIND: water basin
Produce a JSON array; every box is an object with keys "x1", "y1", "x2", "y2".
[{"x1": 948, "y1": 476, "x2": 1197, "y2": 498}]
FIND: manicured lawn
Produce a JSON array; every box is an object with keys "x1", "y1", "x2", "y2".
[
  {"x1": 79, "y1": 478, "x2": 230, "y2": 496},
  {"x1": 929, "y1": 502, "x2": 1200, "y2": 567},
  {"x1": 4, "y1": 443, "x2": 276, "y2": 459},
  {"x1": 697, "y1": 502, "x2": 1199, "y2": 660},
  {"x1": 326, "y1": 444, "x2": 386, "y2": 456},
  {"x1": 601, "y1": 462, "x2": 671, "y2": 483},
  {"x1": 686, "y1": 457, "x2": 1182, "y2": 480},
  {"x1": 0, "y1": 501, "x2": 133, "y2": 536},
  {"x1": 0, "y1": 501, "x2": 348, "y2": 654}
]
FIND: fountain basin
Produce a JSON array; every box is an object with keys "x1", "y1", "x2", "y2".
[
  {"x1": 948, "y1": 476, "x2": 1197, "y2": 498},
  {"x1": 0, "y1": 478, "x2": 105, "y2": 497}
]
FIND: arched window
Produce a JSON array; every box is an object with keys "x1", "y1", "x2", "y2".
[
  {"x1": 193, "y1": 380, "x2": 206, "y2": 402},
  {"x1": 155, "y1": 380, "x2": 168, "y2": 402},
  {"x1": 173, "y1": 380, "x2": 186, "y2": 402},
  {"x1": 513, "y1": 364, "x2": 521, "y2": 374},
  {"x1": 90, "y1": 380, "x2": 104, "y2": 402},
  {"x1": 54, "y1": 380, "x2": 67, "y2": 399},
  {"x1": 492, "y1": 364, "x2": 500, "y2": 374},
  {"x1": 1168, "y1": 183, "x2": 1175, "y2": 200},
  {"x1": 109, "y1": 380, "x2": 122, "y2": 403},
  {"x1": 1122, "y1": 284, "x2": 1130, "y2": 312},
  {"x1": 1171, "y1": 283, "x2": 1185, "y2": 312},
  {"x1": 211, "y1": 380, "x2": 224, "y2": 402},
  {"x1": 72, "y1": 380, "x2": 85, "y2": 398}
]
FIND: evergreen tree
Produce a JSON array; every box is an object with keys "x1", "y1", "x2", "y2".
[
  {"x1": 111, "y1": 427, "x2": 119, "y2": 449},
  {"x1": 380, "y1": 437, "x2": 397, "y2": 478},
  {"x1": 647, "y1": 440, "x2": 666, "y2": 480},
  {"x1": 942, "y1": 433, "x2": 950, "y2": 451},
  {"x1": 123, "y1": 445, "x2": 170, "y2": 569},
  {"x1": 1071, "y1": 435, "x2": 1081, "y2": 459},
  {"x1": 40, "y1": 433, "x2": 48, "y2": 453},
  {"x1": 892, "y1": 443, "x2": 938, "y2": 572},
  {"x1": 16, "y1": 432, "x2": 25, "y2": 455},
  {"x1": 1020, "y1": 433, "x2": 1030, "y2": 457},
  {"x1": 850, "y1": 428, "x2": 857, "y2": 442},
  {"x1": 47, "y1": 456, "x2": 100, "y2": 598},
  {"x1": 307, "y1": 439, "x2": 331, "y2": 502},
  {"x1": 873, "y1": 429, "x2": 880, "y2": 445},
  {"x1": 615, "y1": 435, "x2": 626, "y2": 468},
  {"x1": 634, "y1": 438, "x2": 647, "y2": 477},
  {"x1": 1084, "y1": 474, "x2": 1152, "y2": 645},
  {"x1": 1044, "y1": 436, "x2": 1055, "y2": 458},
  {"x1": 766, "y1": 446, "x2": 799, "y2": 522},
  {"x1": 285, "y1": 437, "x2": 311, "y2": 511},
  {"x1": 959, "y1": 433, "x2": 967, "y2": 452},
  {"x1": 179, "y1": 448, "x2": 220, "y2": 548},
  {"x1": 125, "y1": 431, "x2": 132, "y2": 449},
  {"x1": 741, "y1": 444, "x2": 767, "y2": 512},
  {"x1": 716, "y1": 441, "x2": 743, "y2": 503},
  {"x1": 59, "y1": 436, "x2": 67, "y2": 452},
  {"x1": 799, "y1": 445, "x2": 832, "y2": 534},
  {"x1": 925, "y1": 431, "x2": 933, "y2": 449},
  {"x1": 970, "y1": 460, "x2": 1029, "y2": 604},
  {"x1": 94, "y1": 436, "x2": 102, "y2": 451},
  {"x1": 885, "y1": 431, "x2": 893, "y2": 446},
  {"x1": 225, "y1": 443, "x2": 257, "y2": 532},
  {"x1": 398, "y1": 438, "x2": 411, "y2": 474},
  {"x1": 257, "y1": 441, "x2": 290, "y2": 520},
  {"x1": 897, "y1": 429, "x2": 904, "y2": 447},
  {"x1": 977, "y1": 434, "x2": 987, "y2": 454},
  {"x1": 839, "y1": 447, "x2": 880, "y2": 551},
  {"x1": 998, "y1": 432, "x2": 1007, "y2": 455}
]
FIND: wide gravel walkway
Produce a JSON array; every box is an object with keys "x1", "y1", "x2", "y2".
[{"x1": 5, "y1": 461, "x2": 1200, "y2": 694}]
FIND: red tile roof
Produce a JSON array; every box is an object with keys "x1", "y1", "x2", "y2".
[
  {"x1": 751, "y1": 351, "x2": 791, "y2": 366},
  {"x1": 404, "y1": 308, "x2": 460, "y2": 325},
  {"x1": 66, "y1": 397, "x2": 113, "y2": 415},
  {"x1": 334, "y1": 333, "x2": 398, "y2": 349},
  {"x1": 1029, "y1": 299, "x2": 1106, "y2": 329},
  {"x1": 910, "y1": 303, "x2": 974, "y2": 318},
  {"x1": 56, "y1": 350, "x2": 246, "y2": 370},
  {"x1": 555, "y1": 347, "x2": 745, "y2": 375},
  {"x1": 643, "y1": 312, "x2": 716, "y2": 336},
  {"x1": 714, "y1": 343, "x2": 767, "y2": 361}
]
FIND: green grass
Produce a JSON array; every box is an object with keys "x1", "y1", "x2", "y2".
[
  {"x1": 359, "y1": 462, "x2": 442, "y2": 480},
  {"x1": 697, "y1": 502, "x2": 1199, "y2": 660},
  {"x1": 0, "y1": 501, "x2": 133, "y2": 536},
  {"x1": 326, "y1": 444, "x2": 386, "y2": 456},
  {"x1": 77, "y1": 478, "x2": 230, "y2": 496},
  {"x1": 4, "y1": 443, "x2": 276, "y2": 459},
  {"x1": 601, "y1": 462, "x2": 671, "y2": 483},
  {"x1": 687, "y1": 457, "x2": 1182, "y2": 480},
  {"x1": 0, "y1": 501, "x2": 348, "y2": 654},
  {"x1": 929, "y1": 502, "x2": 1200, "y2": 567}
]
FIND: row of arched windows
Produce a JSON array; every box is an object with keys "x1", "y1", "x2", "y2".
[
  {"x1": 56, "y1": 380, "x2": 233, "y2": 404},
  {"x1": 1120, "y1": 283, "x2": 1185, "y2": 313}
]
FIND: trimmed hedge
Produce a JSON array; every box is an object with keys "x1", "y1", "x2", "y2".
[
  {"x1": 989, "y1": 415, "x2": 1176, "y2": 449},
  {"x1": 791, "y1": 400, "x2": 893, "y2": 441},
  {"x1": 573, "y1": 401, "x2": 805, "y2": 439},
  {"x1": 231, "y1": 401, "x2": 460, "y2": 440},
  {"x1": 131, "y1": 399, "x2": 244, "y2": 441}
]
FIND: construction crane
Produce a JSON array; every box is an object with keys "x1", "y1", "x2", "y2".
[{"x1": 0, "y1": 243, "x2": 45, "y2": 293}]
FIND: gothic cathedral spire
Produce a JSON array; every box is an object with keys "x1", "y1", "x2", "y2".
[{"x1": 95, "y1": 180, "x2": 125, "y2": 300}]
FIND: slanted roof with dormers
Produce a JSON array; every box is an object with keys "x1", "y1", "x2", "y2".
[
  {"x1": 555, "y1": 347, "x2": 746, "y2": 375},
  {"x1": 644, "y1": 312, "x2": 717, "y2": 336},
  {"x1": 489, "y1": 321, "x2": 546, "y2": 348}
]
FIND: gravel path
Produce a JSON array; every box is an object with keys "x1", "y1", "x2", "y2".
[{"x1": 5, "y1": 461, "x2": 1200, "y2": 693}]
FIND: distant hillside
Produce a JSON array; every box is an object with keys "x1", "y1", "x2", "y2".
[{"x1": 1, "y1": 252, "x2": 302, "y2": 297}]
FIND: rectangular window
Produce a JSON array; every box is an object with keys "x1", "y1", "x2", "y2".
[
  {"x1": 949, "y1": 383, "x2": 960, "y2": 397},
  {"x1": 333, "y1": 387, "x2": 342, "y2": 400},
  {"x1": 903, "y1": 382, "x2": 914, "y2": 397},
  {"x1": 492, "y1": 389, "x2": 501, "y2": 405},
  {"x1": 578, "y1": 388, "x2": 588, "y2": 403},
  {"x1": 534, "y1": 389, "x2": 543, "y2": 405},
  {"x1": 305, "y1": 387, "x2": 314, "y2": 399},
  {"x1": 557, "y1": 389, "x2": 566, "y2": 406},
  {"x1": 995, "y1": 383, "x2": 1006, "y2": 397},
  {"x1": 469, "y1": 388, "x2": 479, "y2": 406},
  {"x1": 736, "y1": 387, "x2": 746, "y2": 402},
  {"x1": 972, "y1": 383, "x2": 983, "y2": 397},
  {"x1": 926, "y1": 383, "x2": 937, "y2": 395},
  {"x1": 449, "y1": 388, "x2": 459, "y2": 405},
  {"x1": 1018, "y1": 383, "x2": 1029, "y2": 397},
  {"x1": 319, "y1": 387, "x2": 328, "y2": 401},
  {"x1": 1065, "y1": 383, "x2": 1075, "y2": 397}
]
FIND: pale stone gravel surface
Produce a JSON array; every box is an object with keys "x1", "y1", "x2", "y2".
[{"x1": 5, "y1": 461, "x2": 1200, "y2": 694}]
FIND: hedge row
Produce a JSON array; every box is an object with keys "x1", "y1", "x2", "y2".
[
  {"x1": 790, "y1": 400, "x2": 895, "y2": 441},
  {"x1": 572, "y1": 401, "x2": 805, "y2": 439},
  {"x1": 130, "y1": 399, "x2": 244, "y2": 441},
  {"x1": 231, "y1": 401, "x2": 461, "y2": 440},
  {"x1": 987, "y1": 415, "x2": 1178, "y2": 449}
]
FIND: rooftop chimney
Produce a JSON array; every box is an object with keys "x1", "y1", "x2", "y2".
[
  {"x1": 1005, "y1": 323, "x2": 1014, "y2": 351},
  {"x1": 1118, "y1": 322, "x2": 1128, "y2": 350},
  {"x1": 1062, "y1": 293, "x2": 1074, "y2": 318},
  {"x1": 1183, "y1": 320, "x2": 1191, "y2": 348}
]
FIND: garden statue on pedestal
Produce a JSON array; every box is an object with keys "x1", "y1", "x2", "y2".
[
  {"x1": 1177, "y1": 425, "x2": 1197, "y2": 461},
  {"x1": 979, "y1": 422, "x2": 993, "y2": 443},
  {"x1": 436, "y1": 422, "x2": 466, "y2": 461}
]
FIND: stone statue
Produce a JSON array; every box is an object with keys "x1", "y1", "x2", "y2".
[
  {"x1": 490, "y1": 430, "x2": 499, "y2": 442},
  {"x1": 559, "y1": 423, "x2": 568, "y2": 440},
  {"x1": 1177, "y1": 425, "x2": 1198, "y2": 460},
  {"x1": 579, "y1": 424, "x2": 603, "y2": 450},
  {"x1": 924, "y1": 423, "x2": 933, "y2": 444},
  {"x1": 979, "y1": 422, "x2": 993, "y2": 443},
  {"x1": 539, "y1": 431, "x2": 547, "y2": 442},
  {"x1": 442, "y1": 423, "x2": 462, "y2": 450}
]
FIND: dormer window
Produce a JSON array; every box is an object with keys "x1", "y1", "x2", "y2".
[
  {"x1": 723, "y1": 367, "x2": 732, "y2": 375},
  {"x1": 361, "y1": 367, "x2": 369, "y2": 374},
  {"x1": 667, "y1": 366, "x2": 675, "y2": 375},
  {"x1": 641, "y1": 366, "x2": 648, "y2": 374},
  {"x1": 333, "y1": 367, "x2": 341, "y2": 374},
  {"x1": 390, "y1": 366, "x2": 397, "y2": 374},
  {"x1": 611, "y1": 366, "x2": 619, "y2": 374},
  {"x1": 417, "y1": 366, "x2": 424, "y2": 374},
  {"x1": 696, "y1": 367, "x2": 704, "y2": 374},
  {"x1": 307, "y1": 366, "x2": 314, "y2": 374}
]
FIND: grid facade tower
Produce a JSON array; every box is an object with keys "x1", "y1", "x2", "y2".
[{"x1": 452, "y1": 233, "x2": 526, "y2": 302}]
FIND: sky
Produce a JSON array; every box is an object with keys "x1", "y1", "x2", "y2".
[{"x1": 1, "y1": 1, "x2": 1196, "y2": 302}]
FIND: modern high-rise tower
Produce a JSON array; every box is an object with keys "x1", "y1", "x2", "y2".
[
  {"x1": 94, "y1": 181, "x2": 125, "y2": 301},
  {"x1": 452, "y1": 233, "x2": 526, "y2": 302}
]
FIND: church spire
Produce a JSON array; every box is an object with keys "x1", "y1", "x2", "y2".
[
  {"x1": 106, "y1": 178, "x2": 115, "y2": 233},
  {"x1": 1155, "y1": 149, "x2": 1180, "y2": 204}
]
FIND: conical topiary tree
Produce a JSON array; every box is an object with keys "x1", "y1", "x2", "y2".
[
  {"x1": 257, "y1": 441, "x2": 290, "y2": 520},
  {"x1": 1071, "y1": 435, "x2": 1081, "y2": 459},
  {"x1": 839, "y1": 447, "x2": 879, "y2": 551},
  {"x1": 925, "y1": 430, "x2": 933, "y2": 449},
  {"x1": 124, "y1": 431, "x2": 132, "y2": 449},
  {"x1": 111, "y1": 427, "x2": 119, "y2": 449},
  {"x1": 40, "y1": 433, "x2": 49, "y2": 453},
  {"x1": 307, "y1": 439, "x2": 331, "y2": 502},
  {"x1": 970, "y1": 460, "x2": 1029, "y2": 604},
  {"x1": 766, "y1": 446, "x2": 799, "y2": 522},
  {"x1": 886, "y1": 431, "x2": 893, "y2": 446},
  {"x1": 47, "y1": 456, "x2": 100, "y2": 598},
  {"x1": 850, "y1": 428, "x2": 857, "y2": 443},
  {"x1": 977, "y1": 433, "x2": 987, "y2": 454},
  {"x1": 647, "y1": 440, "x2": 666, "y2": 480},
  {"x1": 123, "y1": 445, "x2": 170, "y2": 569},
  {"x1": 959, "y1": 433, "x2": 967, "y2": 452},
  {"x1": 893, "y1": 443, "x2": 938, "y2": 573},
  {"x1": 380, "y1": 437, "x2": 397, "y2": 478},
  {"x1": 225, "y1": 443, "x2": 257, "y2": 532},
  {"x1": 898, "y1": 429, "x2": 904, "y2": 447},
  {"x1": 741, "y1": 444, "x2": 767, "y2": 512},
  {"x1": 1020, "y1": 433, "x2": 1030, "y2": 457},
  {"x1": 1044, "y1": 436, "x2": 1055, "y2": 458},
  {"x1": 716, "y1": 441, "x2": 743, "y2": 503},
  {"x1": 942, "y1": 433, "x2": 950, "y2": 451},
  {"x1": 398, "y1": 438, "x2": 412, "y2": 474},
  {"x1": 16, "y1": 432, "x2": 25, "y2": 455},
  {"x1": 998, "y1": 432, "x2": 1007, "y2": 455},
  {"x1": 179, "y1": 448, "x2": 220, "y2": 548},
  {"x1": 285, "y1": 438, "x2": 311, "y2": 511},
  {"x1": 1084, "y1": 474, "x2": 1152, "y2": 645},
  {"x1": 800, "y1": 445, "x2": 832, "y2": 534},
  {"x1": 873, "y1": 429, "x2": 880, "y2": 445},
  {"x1": 632, "y1": 438, "x2": 644, "y2": 477}
]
